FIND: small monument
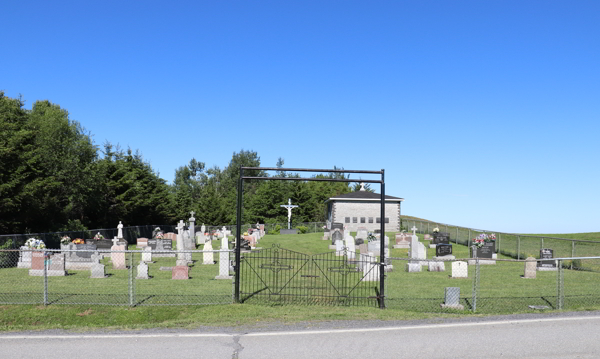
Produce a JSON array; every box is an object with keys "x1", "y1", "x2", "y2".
[
  {"x1": 203, "y1": 240, "x2": 214, "y2": 265},
  {"x1": 117, "y1": 221, "x2": 124, "y2": 239},
  {"x1": 279, "y1": 198, "x2": 299, "y2": 234},
  {"x1": 90, "y1": 251, "x2": 107, "y2": 278}
]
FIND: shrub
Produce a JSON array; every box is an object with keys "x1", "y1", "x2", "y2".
[
  {"x1": 297, "y1": 226, "x2": 308, "y2": 234},
  {"x1": 272, "y1": 225, "x2": 282, "y2": 234}
]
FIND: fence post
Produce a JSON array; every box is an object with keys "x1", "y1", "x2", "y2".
[
  {"x1": 517, "y1": 236, "x2": 520, "y2": 260},
  {"x1": 541, "y1": 237, "x2": 544, "y2": 251},
  {"x1": 43, "y1": 251, "x2": 48, "y2": 306},
  {"x1": 498, "y1": 233, "x2": 501, "y2": 254},
  {"x1": 456, "y1": 227, "x2": 459, "y2": 244},
  {"x1": 468, "y1": 229, "x2": 471, "y2": 247},
  {"x1": 472, "y1": 258, "x2": 479, "y2": 313},
  {"x1": 557, "y1": 259, "x2": 564, "y2": 310},
  {"x1": 129, "y1": 251, "x2": 134, "y2": 307}
]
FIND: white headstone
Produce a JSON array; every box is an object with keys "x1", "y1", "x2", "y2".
[
  {"x1": 142, "y1": 247, "x2": 152, "y2": 262},
  {"x1": 136, "y1": 261, "x2": 149, "y2": 279},
  {"x1": 203, "y1": 240, "x2": 214, "y2": 265},
  {"x1": 452, "y1": 261, "x2": 468, "y2": 278}
]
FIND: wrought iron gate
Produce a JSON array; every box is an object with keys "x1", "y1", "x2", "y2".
[{"x1": 238, "y1": 245, "x2": 380, "y2": 306}]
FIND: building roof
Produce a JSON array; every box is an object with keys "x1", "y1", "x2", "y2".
[{"x1": 326, "y1": 191, "x2": 404, "y2": 202}]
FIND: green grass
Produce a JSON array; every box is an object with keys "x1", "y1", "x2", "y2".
[{"x1": 1, "y1": 231, "x2": 600, "y2": 331}]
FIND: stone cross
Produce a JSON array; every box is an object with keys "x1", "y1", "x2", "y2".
[
  {"x1": 177, "y1": 220, "x2": 185, "y2": 235},
  {"x1": 189, "y1": 211, "x2": 195, "y2": 220},
  {"x1": 112, "y1": 236, "x2": 120, "y2": 246},
  {"x1": 411, "y1": 226, "x2": 418, "y2": 236},
  {"x1": 280, "y1": 198, "x2": 298, "y2": 230}
]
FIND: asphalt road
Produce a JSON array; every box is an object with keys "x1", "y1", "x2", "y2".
[{"x1": 2, "y1": 312, "x2": 600, "y2": 359}]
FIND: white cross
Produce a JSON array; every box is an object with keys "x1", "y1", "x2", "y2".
[
  {"x1": 280, "y1": 198, "x2": 299, "y2": 229},
  {"x1": 112, "y1": 236, "x2": 120, "y2": 246},
  {"x1": 411, "y1": 226, "x2": 418, "y2": 235},
  {"x1": 190, "y1": 211, "x2": 195, "y2": 218}
]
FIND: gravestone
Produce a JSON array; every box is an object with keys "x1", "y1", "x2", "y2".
[
  {"x1": 31, "y1": 251, "x2": 44, "y2": 270},
  {"x1": 90, "y1": 251, "x2": 107, "y2": 278},
  {"x1": 322, "y1": 229, "x2": 330, "y2": 241},
  {"x1": 524, "y1": 257, "x2": 537, "y2": 278},
  {"x1": 423, "y1": 234, "x2": 432, "y2": 241},
  {"x1": 17, "y1": 247, "x2": 32, "y2": 268},
  {"x1": 330, "y1": 229, "x2": 343, "y2": 249},
  {"x1": 176, "y1": 220, "x2": 192, "y2": 265},
  {"x1": 142, "y1": 247, "x2": 152, "y2": 262},
  {"x1": 406, "y1": 234, "x2": 426, "y2": 272},
  {"x1": 189, "y1": 211, "x2": 196, "y2": 249},
  {"x1": 136, "y1": 261, "x2": 150, "y2": 279},
  {"x1": 331, "y1": 222, "x2": 344, "y2": 231},
  {"x1": 473, "y1": 242, "x2": 495, "y2": 259},
  {"x1": 335, "y1": 238, "x2": 344, "y2": 256},
  {"x1": 111, "y1": 244, "x2": 126, "y2": 269},
  {"x1": 215, "y1": 250, "x2": 232, "y2": 279},
  {"x1": 393, "y1": 233, "x2": 410, "y2": 249},
  {"x1": 362, "y1": 253, "x2": 379, "y2": 282},
  {"x1": 172, "y1": 265, "x2": 189, "y2": 280},
  {"x1": 215, "y1": 234, "x2": 232, "y2": 279},
  {"x1": 30, "y1": 253, "x2": 67, "y2": 276},
  {"x1": 451, "y1": 261, "x2": 468, "y2": 278},
  {"x1": 47, "y1": 253, "x2": 67, "y2": 276},
  {"x1": 356, "y1": 227, "x2": 368, "y2": 241},
  {"x1": 358, "y1": 243, "x2": 368, "y2": 254},
  {"x1": 441, "y1": 287, "x2": 464, "y2": 310},
  {"x1": 428, "y1": 260, "x2": 445, "y2": 272},
  {"x1": 137, "y1": 237, "x2": 148, "y2": 248},
  {"x1": 434, "y1": 244, "x2": 455, "y2": 261},
  {"x1": 66, "y1": 243, "x2": 97, "y2": 270},
  {"x1": 345, "y1": 234, "x2": 356, "y2": 260},
  {"x1": 203, "y1": 240, "x2": 214, "y2": 265},
  {"x1": 538, "y1": 249, "x2": 557, "y2": 271},
  {"x1": 432, "y1": 232, "x2": 450, "y2": 245}
]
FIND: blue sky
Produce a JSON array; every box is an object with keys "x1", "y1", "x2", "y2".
[{"x1": 2, "y1": 1, "x2": 599, "y2": 234}]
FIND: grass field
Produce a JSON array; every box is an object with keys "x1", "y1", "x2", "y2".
[{"x1": 1, "y1": 230, "x2": 599, "y2": 331}]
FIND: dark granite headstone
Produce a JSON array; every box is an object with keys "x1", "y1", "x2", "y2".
[
  {"x1": 331, "y1": 230, "x2": 343, "y2": 244},
  {"x1": 474, "y1": 242, "x2": 495, "y2": 259},
  {"x1": 74, "y1": 244, "x2": 96, "y2": 259},
  {"x1": 433, "y1": 232, "x2": 450, "y2": 245},
  {"x1": 436, "y1": 244, "x2": 453, "y2": 257},
  {"x1": 331, "y1": 223, "x2": 344, "y2": 231},
  {"x1": 538, "y1": 249, "x2": 556, "y2": 269}
]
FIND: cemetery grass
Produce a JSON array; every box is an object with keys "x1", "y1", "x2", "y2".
[{"x1": 2, "y1": 233, "x2": 600, "y2": 331}]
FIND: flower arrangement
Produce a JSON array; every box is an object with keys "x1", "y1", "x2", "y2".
[
  {"x1": 60, "y1": 235, "x2": 71, "y2": 245},
  {"x1": 155, "y1": 232, "x2": 164, "y2": 239},
  {"x1": 73, "y1": 238, "x2": 85, "y2": 244},
  {"x1": 25, "y1": 238, "x2": 46, "y2": 249},
  {"x1": 93, "y1": 232, "x2": 104, "y2": 240},
  {"x1": 367, "y1": 233, "x2": 377, "y2": 242},
  {"x1": 433, "y1": 227, "x2": 440, "y2": 233},
  {"x1": 472, "y1": 233, "x2": 496, "y2": 248}
]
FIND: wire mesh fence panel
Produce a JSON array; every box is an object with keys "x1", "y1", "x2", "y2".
[
  {"x1": 474, "y1": 259, "x2": 559, "y2": 314},
  {"x1": 0, "y1": 250, "x2": 44, "y2": 304},
  {"x1": 133, "y1": 250, "x2": 233, "y2": 306},
  {"x1": 563, "y1": 258, "x2": 600, "y2": 310},
  {"x1": 0, "y1": 248, "x2": 234, "y2": 307},
  {"x1": 385, "y1": 258, "x2": 474, "y2": 313}
]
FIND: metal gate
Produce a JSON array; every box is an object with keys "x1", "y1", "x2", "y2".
[{"x1": 238, "y1": 245, "x2": 380, "y2": 306}]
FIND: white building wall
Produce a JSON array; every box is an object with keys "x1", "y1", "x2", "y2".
[{"x1": 332, "y1": 201, "x2": 400, "y2": 232}]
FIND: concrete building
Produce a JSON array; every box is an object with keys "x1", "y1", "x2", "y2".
[{"x1": 325, "y1": 186, "x2": 404, "y2": 232}]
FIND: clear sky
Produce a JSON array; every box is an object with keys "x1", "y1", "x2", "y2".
[{"x1": 2, "y1": 1, "x2": 599, "y2": 234}]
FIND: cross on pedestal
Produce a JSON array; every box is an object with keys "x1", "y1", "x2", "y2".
[
  {"x1": 280, "y1": 198, "x2": 299, "y2": 229},
  {"x1": 411, "y1": 226, "x2": 418, "y2": 236}
]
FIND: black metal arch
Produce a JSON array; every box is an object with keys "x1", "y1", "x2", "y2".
[{"x1": 235, "y1": 166, "x2": 386, "y2": 309}]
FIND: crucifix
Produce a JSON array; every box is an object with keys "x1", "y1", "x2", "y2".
[
  {"x1": 280, "y1": 198, "x2": 298, "y2": 230},
  {"x1": 411, "y1": 226, "x2": 418, "y2": 236}
]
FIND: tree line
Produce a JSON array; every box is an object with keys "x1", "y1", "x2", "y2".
[{"x1": 1, "y1": 93, "x2": 358, "y2": 234}]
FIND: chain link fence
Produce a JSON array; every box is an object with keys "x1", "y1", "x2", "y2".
[
  {"x1": 401, "y1": 218, "x2": 600, "y2": 266},
  {"x1": 384, "y1": 256, "x2": 600, "y2": 313},
  {"x1": 0, "y1": 248, "x2": 233, "y2": 306}
]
